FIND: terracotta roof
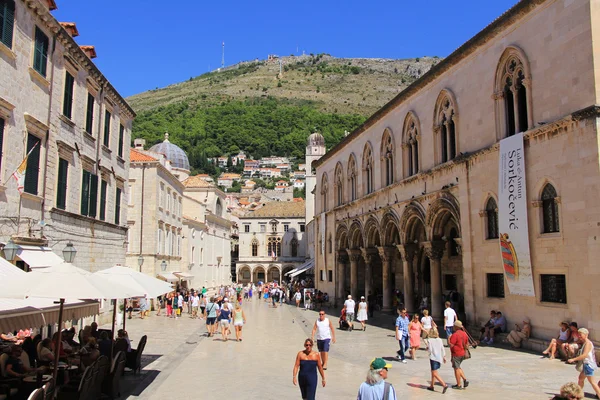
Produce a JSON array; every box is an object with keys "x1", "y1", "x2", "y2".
[
  {"x1": 130, "y1": 148, "x2": 157, "y2": 162},
  {"x1": 79, "y1": 45, "x2": 97, "y2": 59},
  {"x1": 59, "y1": 22, "x2": 79, "y2": 37},
  {"x1": 247, "y1": 200, "x2": 305, "y2": 218},
  {"x1": 183, "y1": 175, "x2": 215, "y2": 188}
]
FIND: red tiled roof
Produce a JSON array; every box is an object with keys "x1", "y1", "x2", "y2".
[
  {"x1": 130, "y1": 148, "x2": 157, "y2": 162},
  {"x1": 59, "y1": 22, "x2": 79, "y2": 37}
]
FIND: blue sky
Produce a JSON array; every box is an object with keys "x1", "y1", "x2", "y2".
[{"x1": 53, "y1": 0, "x2": 519, "y2": 98}]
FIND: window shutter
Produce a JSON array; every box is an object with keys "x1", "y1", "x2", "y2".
[
  {"x1": 24, "y1": 134, "x2": 40, "y2": 195},
  {"x1": 0, "y1": 117, "x2": 4, "y2": 172},
  {"x1": 33, "y1": 27, "x2": 48, "y2": 77},
  {"x1": 103, "y1": 110, "x2": 110, "y2": 147},
  {"x1": 89, "y1": 174, "x2": 98, "y2": 218},
  {"x1": 63, "y1": 72, "x2": 74, "y2": 119},
  {"x1": 81, "y1": 170, "x2": 90, "y2": 216},
  {"x1": 99, "y1": 180, "x2": 107, "y2": 221},
  {"x1": 118, "y1": 125, "x2": 124, "y2": 157},
  {"x1": 115, "y1": 187, "x2": 122, "y2": 225},
  {"x1": 56, "y1": 158, "x2": 68, "y2": 210},
  {"x1": 85, "y1": 93, "x2": 94, "y2": 134},
  {"x1": 1, "y1": 0, "x2": 15, "y2": 49}
]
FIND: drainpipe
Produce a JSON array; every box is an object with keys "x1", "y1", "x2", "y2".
[
  {"x1": 40, "y1": 36, "x2": 57, "y2": 238},
  {"x1": 139, "y1": 164, "x2": 145, "y2": 272}
]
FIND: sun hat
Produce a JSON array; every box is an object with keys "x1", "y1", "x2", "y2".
[
  {"x1": 370, "y1": 358, "x2": 392, "y2": 370},
  {"x1": 454, "y1": 320, "x2": 463, "y2": 328}
]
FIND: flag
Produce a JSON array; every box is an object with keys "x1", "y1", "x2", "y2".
[{"x1": 12, "y1": 142, "x2": 39, "y2": 194}]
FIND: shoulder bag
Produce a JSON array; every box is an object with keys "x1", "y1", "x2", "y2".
[{"x1": 462, "y1": 333, "x2": 471, "y2": 359}]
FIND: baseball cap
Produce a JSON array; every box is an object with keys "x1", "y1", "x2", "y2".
[
  {"x1": 224, "y1": 297, "x2": 228, "y2": 301},
  {"x1": 370, "y1": 358, "x2": 392, "y2": 370}
]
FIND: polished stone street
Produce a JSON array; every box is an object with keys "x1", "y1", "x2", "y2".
[{"x1": 116, "y1": 299, "x2": 585, "y2": 399}]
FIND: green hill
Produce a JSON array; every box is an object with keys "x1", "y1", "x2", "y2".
[{"x1": 128, "y1": 54, "x2": 440, "y2": 174}]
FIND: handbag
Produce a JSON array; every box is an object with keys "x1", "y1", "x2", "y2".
[
  {"x1": 463, "y1": 335, "x2": 471, "y2": 359},
  {"x1": 575, "y1": 347, "x2": 584, "y2": 372}
]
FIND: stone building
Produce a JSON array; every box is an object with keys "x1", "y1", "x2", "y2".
[
  {"x1": 313, "y1": 0, "x2": 600, "y2": 341},
  {"x1": 236, "y1": 200, "x2": 307, "y2": 283},
  {"x1": 0, "y1": 0, "x2": 134, "y2": 270}
]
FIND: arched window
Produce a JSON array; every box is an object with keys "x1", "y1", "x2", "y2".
[
  {"x1": 485, "y1": 198, "x2": 499, "y2": 239},
  {"x1": 381, "y1": 129, "x2": 394, "y2": 186},
  {"x1": 363, "y1": 143, "x2": 374, "y2": 195},
  {"x1": 290, "y1": 238, "x2": 298, "y2": 257},
  {"x1": 215, "y1": 198, "x2": 223, "y2": 216},
  {"x1": 334, "y1": 163, "x2": 344, "y2": 206},
  {"x1": 268, "y1": 237, "x2": 282, "y2": 257},
  {"x1": 251, "y1": 238, "x2": 258, "y2": 257},
  {"x1": 434, "y1": 91, "x2": 458, "y2": 164},
  {"x1": 542, "y1": 184, "x2": 559, "y2": 233},
  {"x1": 348, "y1": 155, "x2": 358, "y2": 201},
  {"x1": 495, "y1": 48, "x2": 532, "y2": 138},
  {"x1": 321, "y1": 173, "x2": 329, "y2": 212},
  {"x1": 402, "y1": 113, "x2": 420, "y2": 177},
  {"x1": 191, "y1": 247, "x2": 196, "y2": 263},
  {"x1": 449, "y1": 228, "x2": 459, "y2": 256}
]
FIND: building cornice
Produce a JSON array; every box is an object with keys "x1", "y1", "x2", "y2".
[{"x1": 314, "y1": 0, "x2": 547, "y2": 168}]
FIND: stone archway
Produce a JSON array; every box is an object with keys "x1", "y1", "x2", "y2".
[
  {"x1": 380, "y1": 212, "x2": 401, "y2": 310},
  {"x1": 336, "y1": 224, "x2": 350, "y2": 302},
  {"x1": 267, "y1": 265, "x2": 281, "y2": 283},
  {"x1": 238, "y1": 265, "x2": 252, "y2": 284},
  {"x1": 347, "y1": 220, "x2": 365, "y2": 300},
  {"x1": 363, "y1": 217, "x2": 382, "y2": 301},
  {"x1": 253, "y1": 265, "x2": 266, "y2": 283}
]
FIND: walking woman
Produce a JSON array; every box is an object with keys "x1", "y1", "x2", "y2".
[
  {"x1": 357, "y1": 296, "x2": 368, "y2": 331},
  {"x1": 166, "y1": 293, "x2": 173, "y2": 318},
  {"x1": 293, "y1": 338, "x2": 326, "y2": 400},
  {"x1": 426, "y1": 328, "x2": 448, "y2": 393},
  {"x1": 218, "y1": 302, "x2": 232, "y2": 342},
  {"x1": 421, "y1": 309, "x2": 436, "y2": 346},
  {"x1": 409, "y1": 314, "x2": 423, "y2": 360},
  {"x1": 233, "y1": 302, "x2": 247, "y2": 342},
  {"x1": 568, "y1": 328, "x2": 600, "y2": 398}
]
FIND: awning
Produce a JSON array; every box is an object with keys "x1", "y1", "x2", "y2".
[
  {"x1": 16, "y1": 247, "x2": 64, "y2": 269},
  {"x1": 285, "y1": 268, "x2": 299, "y2": 276},
  {"x1": 290, "y1": 260, "x2": 315, "y2": 278},
  {"x1": 157, "y1": 272, "x2": 179, "y2": 282},
  {"x1": 174, "y1": 272, "x2": 194, "y2": 280}
]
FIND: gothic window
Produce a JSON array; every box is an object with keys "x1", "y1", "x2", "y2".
[
  {"x1": 434, "y1": 91, "x2": 458, "y2": 164},
  {"x1": 542, "y1": 184, "x2": 559, "y2": 233},
  {"x1": 495, "y1": 48, "x2": 532, "y2": 138},
  {"x1": 290, "y1": 238, "x2": 298, "y2": 257},
  {"x1": 402, "y1": 113, "x2": 420, "y2": 177},
  {"x1": 348, "y1": 155, "x2": 358, "y2": 201},
  {"x1": 485, "y1": 198, "x2": 499, "y2": 239},
  {"x1": 335, "y1": 163, "x2": 344, "y2": 206},
  {"x1": 362, "y1": 143, "x2": 374, "y2": 195},
  {"x1": 381, "y1": 129, "x2": 394, "y2": 186},
  {"x1": 215, "y1": 198, "x2": 223, "y2": 216},
  {"x1": 251, "y1": 238, "x2": 258, "y2": 257},
  {"x1": 321, "y1": 173, "x2": 329, "y2": 212}
]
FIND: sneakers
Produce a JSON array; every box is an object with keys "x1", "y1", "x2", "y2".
[
  {"x1": 451, "y1": 385, "x2": 463, "y2": 390},
  {"x1": 488, "y1": 338, "x2": 494, "y2": 344},
  {"x1": 397, "y1": 354, "x2": 402, "y2": 359},
  {"x1": 401, "y1": 359, "x2": 408, "y2": 364}
]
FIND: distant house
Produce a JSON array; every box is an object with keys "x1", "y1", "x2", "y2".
[
  {"x1": 298, "y1": 164, "x2": 306, "y2": 171},
  {"x1": 293, "y1": 171, "x2": 306, "y2": 179},
  {"x1": 218, "y1": 173, "x2": 241, "y2": 188},
  {"x1": 293, "y1": 180, "x2": 305, "y2": 189}
]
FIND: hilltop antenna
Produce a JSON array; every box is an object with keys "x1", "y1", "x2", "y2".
[{"x1": 221, "y1": 41, "x2": 225, "y2": 69}]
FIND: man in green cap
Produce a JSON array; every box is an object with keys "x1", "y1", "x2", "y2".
[{"x1": 356, "y1": 358, "x2": 397, "y2": 399}]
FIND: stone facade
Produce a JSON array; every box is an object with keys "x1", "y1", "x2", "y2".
[
  {"x1": 313, "y1": 0, "x2": 600, "y2": 341},
  {"x1": 0, "y1": 0, "x2": 134, "y2": 271}
]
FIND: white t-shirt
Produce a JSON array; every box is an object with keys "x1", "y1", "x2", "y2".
[
  {"x1": 295, "y1": 292, "x2": 302, "y2": 301},
  {"x1": 444, "y1": 308, "x2": 457, "y2": 327},
  {"x1": 344, "y1": 299, "x2": 356, "y2": 314},
  {"x1": 192, "y1": 295, "x2": 199, "y2": 307},
  {"x1": 421, "y1": 316, "x2": 433, "y2": 330},
  {"x1": 315, "y1": 318, "x2": 332, "y2": 340},
  {"x1": 428, "y1": 337, "x2": 446, "y2": 363}
]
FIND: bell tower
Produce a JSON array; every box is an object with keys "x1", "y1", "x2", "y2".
[{"x1": 305, "y1": 132, "x2": 326, "y2": 224}]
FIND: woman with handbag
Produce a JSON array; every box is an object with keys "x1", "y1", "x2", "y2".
[
  {"x1": 448, "y1": 320, "x2": 470, "y2": 390},
  {"x1": 567, "y1": 328, "x2": 600, "y2": 398}
]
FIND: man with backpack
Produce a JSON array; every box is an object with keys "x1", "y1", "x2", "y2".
[{"x1": 356, "y1": 358, "x2": 397, "y2": 399}]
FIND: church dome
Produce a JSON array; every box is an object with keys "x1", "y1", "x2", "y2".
[
  {"x1": 149, "y1": 133, "x2": 190, "y2": 171},
  {"x1": 307, "y1": 132, "x2": 325, "y2": 147}
]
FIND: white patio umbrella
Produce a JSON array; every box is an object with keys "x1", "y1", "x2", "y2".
[
  {"x1": 94, "y1": 265, "x2": 174, "y2": 331},
  {"x1": 0, "y1": 261, "x2": 142, "y2": 384}
]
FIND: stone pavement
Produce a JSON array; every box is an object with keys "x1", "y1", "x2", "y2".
[{"x1": 116, "y1": 300, "x2": 590, "y2": 399}]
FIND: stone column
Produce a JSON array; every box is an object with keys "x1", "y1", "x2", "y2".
[
  {"x1": 424, "y1": 241, "x2": 445, "y2": 319},
  {"x1": 377, "y1": 246, "x2": 396, "y2": 312},
  {"x1": 397, "y1": 244, "x2": 416, "y2": 312},
  {"x1": 347, "y1": 249, "x2": 362, "y2": 301},
  {"x1": 360, "y1": 247, "x2": 375, "y2": 298},
  {"x1": 336, "y1": 251, "x2": 349, "y2": 304}
]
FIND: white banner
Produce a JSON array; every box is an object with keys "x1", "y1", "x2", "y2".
[
  {"x1": 498, "y1": 132, "x2": 535, "y2": 297},
  {"x1": 320, "y1": 213, "x2": 326, "y2": 266}
]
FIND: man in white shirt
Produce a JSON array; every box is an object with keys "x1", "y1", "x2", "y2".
[
  {"x1": 191, "y1": 292, "x2": 200, "y2": 318},
  {"x1": 443, "y1": 301, "x2": 457, "y2": 344},
  {"x1": 344, "y1": 295, "x2": 356, "y2": 332},
  {"x1": 311, "y1": 310, "x2": 336, "y2": 370}
]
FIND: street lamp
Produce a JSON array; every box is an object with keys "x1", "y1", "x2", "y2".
[
  {"x1": 137, "y1": 255, "x2": 144, "y2": 272},
  {"x1": 161, "y1": 260, "x2": 167, "y2": 271},
  {"x1": 3, "y1": 239, "x2": 18, "y2": 261},
  {"x1": 62, "y1": 242, "x2": 77, "y2": 263}
]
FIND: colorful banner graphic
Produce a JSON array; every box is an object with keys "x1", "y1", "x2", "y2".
[{"x1": 498, "y1": 132, "x2": 535, "y2": 297}]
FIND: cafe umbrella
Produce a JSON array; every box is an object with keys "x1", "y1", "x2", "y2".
[{"x1": 0, "y1": 261, "x2": 141, "y2": 385}]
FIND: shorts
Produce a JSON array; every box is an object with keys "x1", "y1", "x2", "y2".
[
  {"x1": 493, "y1": 327, "x2": 502, "y2": 334},
  {"x1": 192, "y1": 306, "x2": 198, "y2": 313},
  {"x1": 234, "y1": 321, "x2": 244, "y2": 327},
  {"x1": 430, "y1": 360, "x2": 441, "y2": 371},
  {"x1": 584, "y1": 363, "x2": 596, "y2": 377},
  {"x1": 200, "y1": 306, "x2": 206, "y2": 314},
  {"x1": 346, "y1": 313, "x2": 355, "y2": 322},
  {"x1": 451, "y1": 356, "x2": 465, "y2": 369},
  {"x1": 206, "y1": 317, "x2": 216, "y2": 325},
  {"x1": 220, "y1": 320, "x2": 230, "y2": 328},
  {"x1": 445, "y1": 327, "x2": 453, "y2": 337},
  {"x1": 317, "y1": 339, "x2": 330, "y2": 352}
]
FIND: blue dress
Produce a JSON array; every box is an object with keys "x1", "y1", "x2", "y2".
[{"x1": 298, "y1": 360, "x2": 318, "y2": 400}]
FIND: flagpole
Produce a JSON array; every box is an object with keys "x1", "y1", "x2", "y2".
[{"x1": 2, "y1": 141, "x2": 40, "y2": 187}]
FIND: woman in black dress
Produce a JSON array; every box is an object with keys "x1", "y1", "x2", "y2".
[{"x1": 293, "y1": 338, "x2": 325, "y2": 400}]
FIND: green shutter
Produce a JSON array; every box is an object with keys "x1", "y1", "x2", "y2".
[
  {"x1": 56, "y1": 158, "x2": 68, "y2": 210},
  {"x1": 99, "y1": 180, "x2": 107, "y2": 221},
  {"x1": 89, "y1": 174, "x2": 98, "y2": 218},
  {"x1": 0, "y1": 0, "x2": 15, "y2": 49},
  {"x1": 85, "y1": 93, "x2": 94, "y2": 134},
  {"x1": 115, "y1": 187, "x2": 122, "y2": 225},
  {"x1": 24, "y1": 134, "x2": 40, "y2": 195},
  {"x1": 62, "y1": 72, "x2": 74, "y2": 119},
  {"x1": 103, "y1": 110, "x2": 110, "y2": 147},
  {"x1": 33, "y1": 27, "x2": 48, "y2": 77},
  {"x1": 81, "y1": 170, "x2": 90, "y2": 216},
  {"x1": 118, "y1": 125, "x2": 124, "y2": 157},
  {"x1": 0, "y1": 117, "x2": 4, "y2": 172}
]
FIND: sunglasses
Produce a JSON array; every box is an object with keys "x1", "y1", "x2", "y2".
[
  {"x1": 319, "y1": 313, "x2": 325, "y2": 316},
  {"x1": 383, "y1": 367, "x2": 388, "y2": 371},
  {"x1": 304, "y1": 343, "x2": 313, "y2": 347}
]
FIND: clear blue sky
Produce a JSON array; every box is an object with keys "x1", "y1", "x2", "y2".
[{"x1": 53, "y1": 0, "x2": 519, "y2": 98}]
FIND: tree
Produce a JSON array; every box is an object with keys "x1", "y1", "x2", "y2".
[
  {"x1": 294, "y1": 187, "x2": 306, "y2": 199},
  {"x1": 227, "y1": 156, "x2": 233, "y2": 169}
]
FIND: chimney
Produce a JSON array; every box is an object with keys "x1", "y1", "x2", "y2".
[
  {"x1": 80, "y1": 45, "x2": 97, "y2": 59},
  {"x1": 59, "y1": 22, "x2": 79, "y2": 38},
  {"x1": 134, "y1": 138, "x2": 146, "y2": 149}
]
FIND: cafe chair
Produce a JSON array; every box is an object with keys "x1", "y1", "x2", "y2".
[
  {"x1": 125, "y1": 336, "x2": 146, "y2": 375},
  {"x1": 102, "y1": 351, "x2": 125, "y2": 399},
  {"x1": 57, "y1": 365, "x2": 93, "y2": 400},
  {"x1": 42, "y1": 378, "x2": 54, "y2": 400},
  {"x1": 26, "y1": 388, "x2": 44, "y2": 400},
  {"x1": 90, "y1": 356, "x2": 109, "y2": 400}
]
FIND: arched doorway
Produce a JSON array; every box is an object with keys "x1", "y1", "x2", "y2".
[
  {"x1": 267, "y1": 265, "x2": 281, "y2": 283},
  {"x1": 381, "y1": 212, "x2": 401, "y2": 310},
  {"x1": 348, "y1": 221, "x2": 365, "y2": 300},
  {"x1": 253, "y1": 265, "x2": 266, "y2": 283},
  {"x1": 336, "y1": 225, "x2": 349, "y2": 301},
  {"x1": 399, "y1": 201, "x2": 428, "y2": 313},
  {"x1": 238, "y1": 265, "x2": 252, "y2": 284},
  {"x1": 364, "y1": 217, "x2": 382, "y2": 302}
]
